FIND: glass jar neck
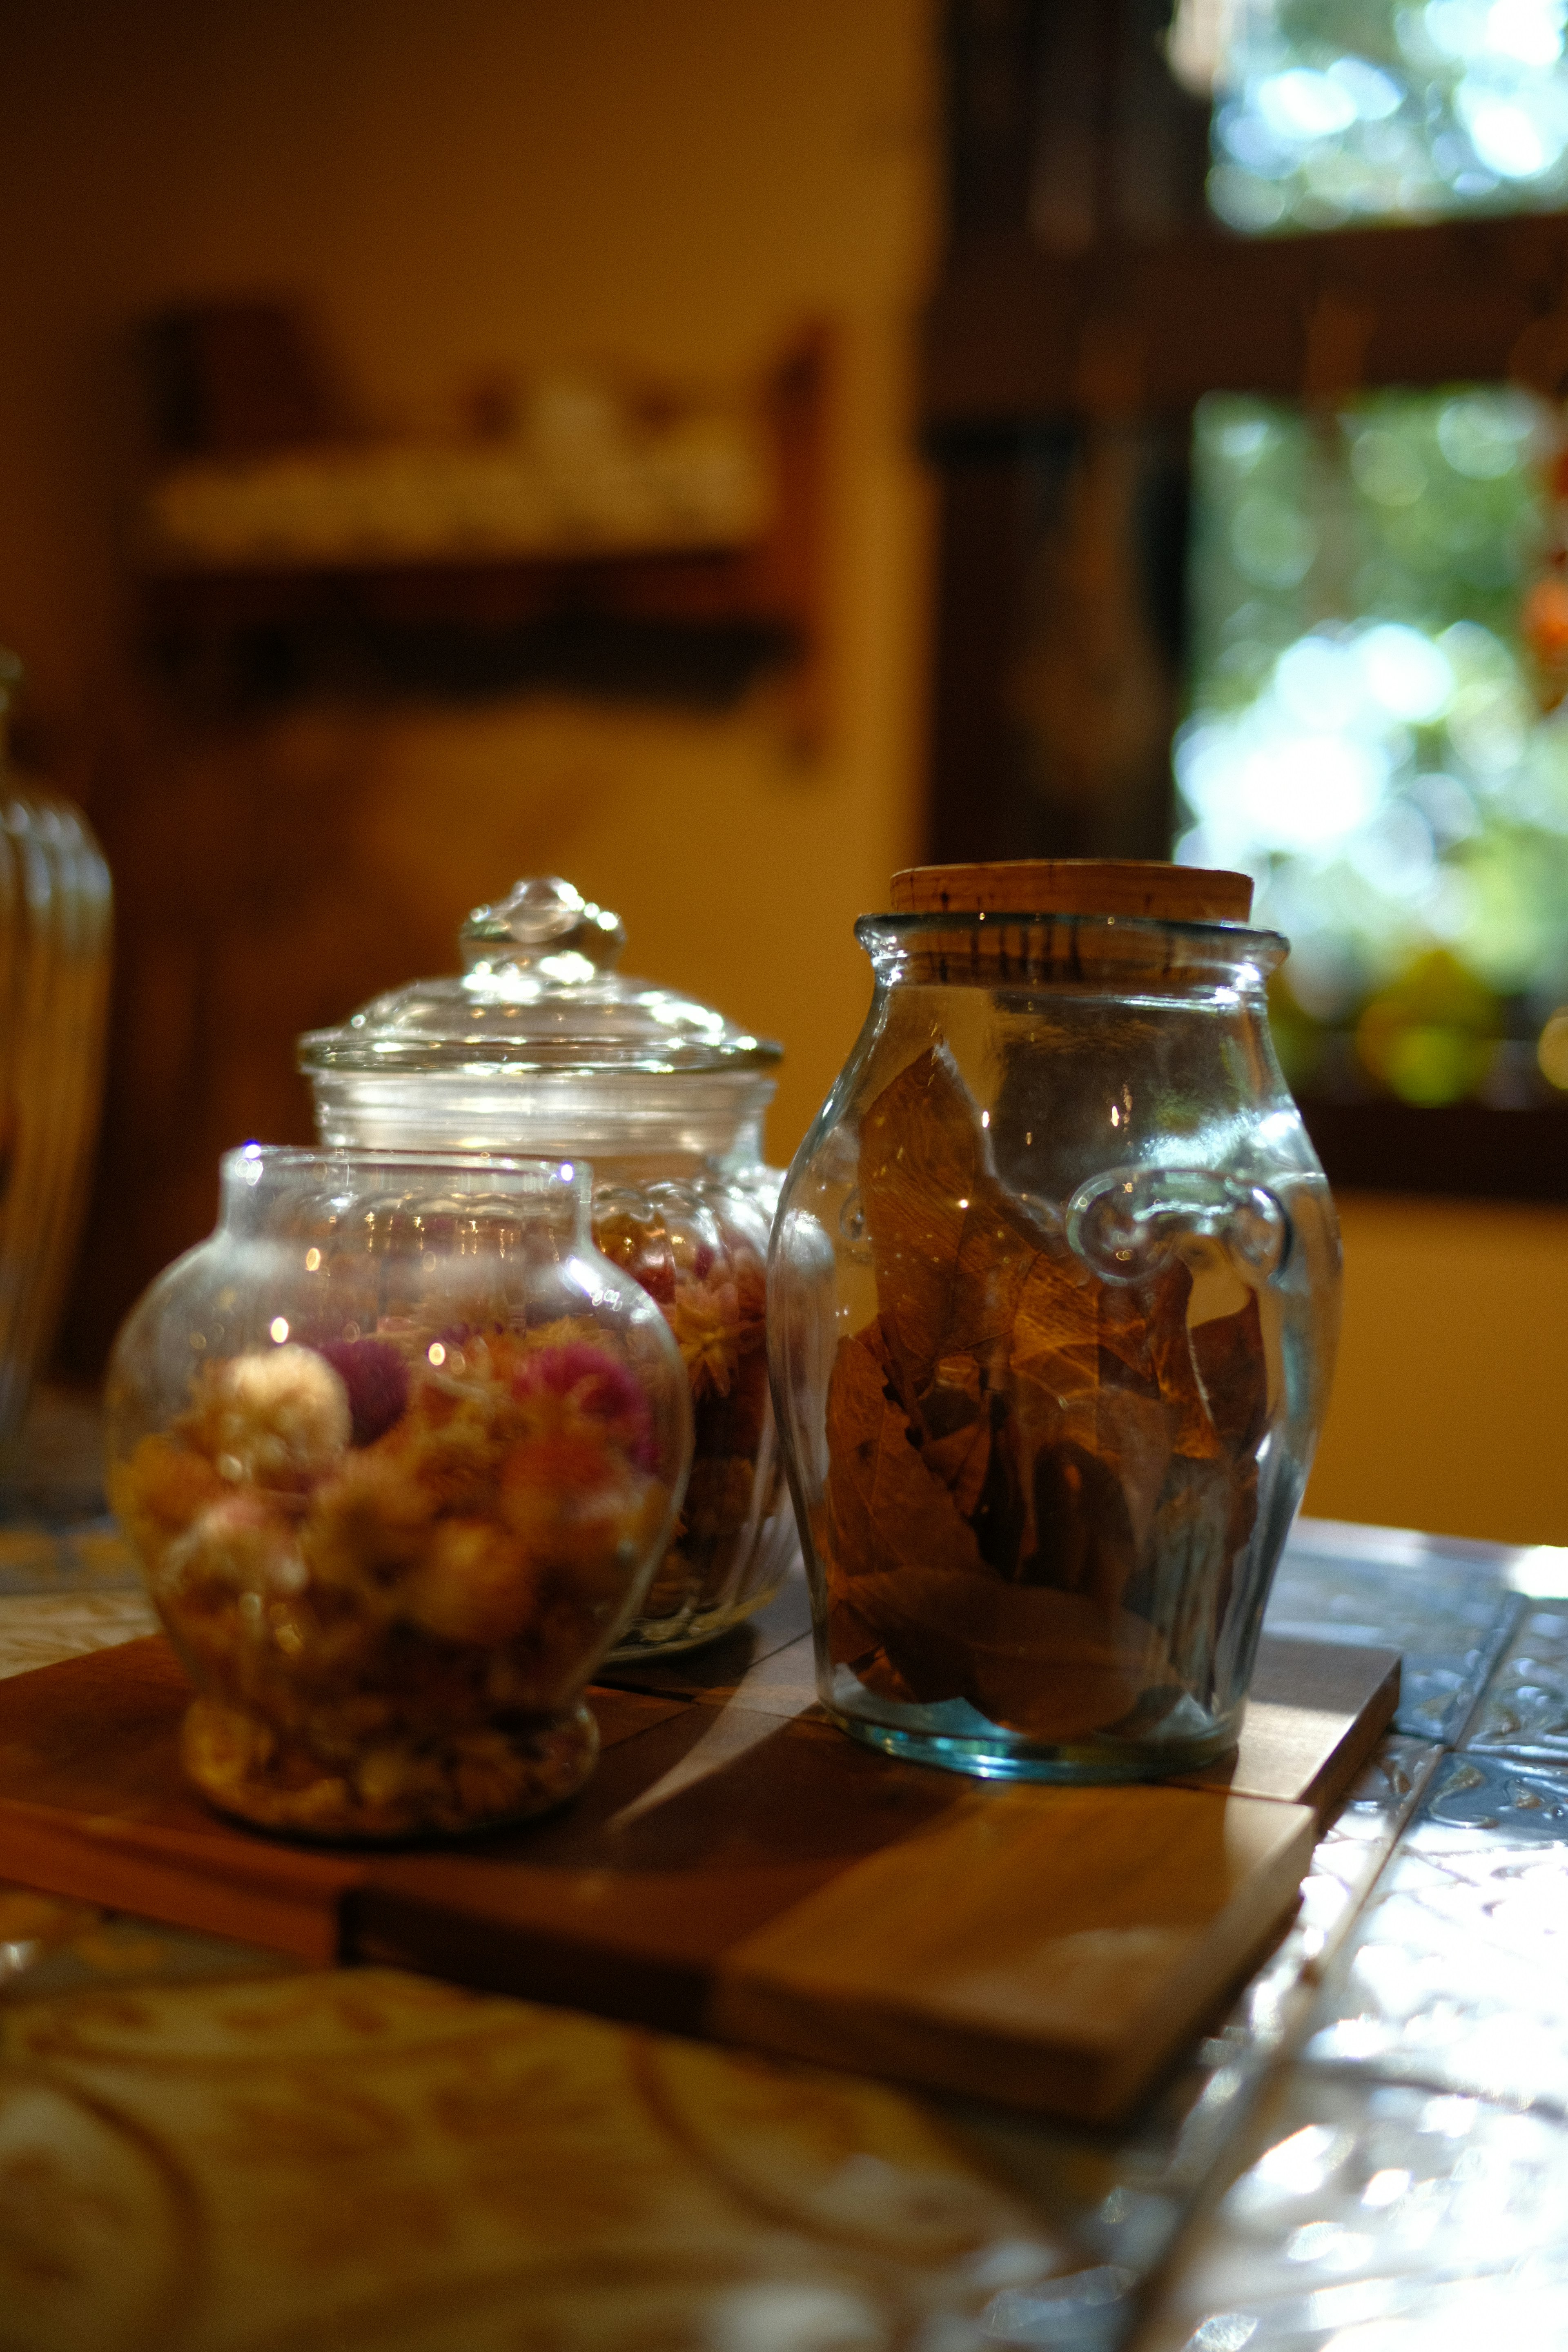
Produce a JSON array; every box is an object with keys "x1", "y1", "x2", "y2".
[
  {"x1": 307, "y1": 1071, "x2": 777, "y2": 1183},
  {"x1": 218, "y1": 1146, "x2": 590, "y2": 1247},
  {"x1": 855, "y1": 911, "x2": 1285, "y2": 1001}
]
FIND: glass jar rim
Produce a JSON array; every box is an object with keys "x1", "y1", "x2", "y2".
[
  {"x1": 223, "y1": 1143, "x2": 592, "y2": 1191},
  {"x1": 298, "y1": 1029, "x2": 784, "y2": 1077},
  {"x1": 855, "y1": 906, "x2": 1288, "y2": 983}
]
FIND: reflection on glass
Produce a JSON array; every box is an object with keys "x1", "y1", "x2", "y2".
[
  {"x1": 1208, "y1": 0, "x2": 1568, "y2": 232},
  {"x1": 1178, "y1": 386, "x2": 1568, "y2": 1101}
]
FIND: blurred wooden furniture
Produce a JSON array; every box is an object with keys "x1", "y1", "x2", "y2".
[
  {"x1": 136, "y1": 308, "x2": 831, "y2": 754},
  {"x1": 57, "y1": 312, "x2": 832, "y2": 1376}
]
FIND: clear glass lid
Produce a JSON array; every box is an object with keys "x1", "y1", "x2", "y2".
[{"x1": 298, "y1": 876, "x2": 783, "y2": 1078}]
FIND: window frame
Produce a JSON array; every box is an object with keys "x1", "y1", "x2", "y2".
[{"x1": 923, "y1": 0, "x2": 1568, "y2": 1200}]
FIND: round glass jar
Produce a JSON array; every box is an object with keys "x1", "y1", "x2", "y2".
[
  {"x1": 107, "y1": 1149, "x2": 690, "y2": 1839},
  {"x1": 0, "y1": 648, "x2": 113, "y2": 1445},
  {"x1": 768, "y1": 860, "x2": 1342, "y2": 1784},
  {"x1": 299, "y1": 877, "x2": 794, "y2": 1656}
]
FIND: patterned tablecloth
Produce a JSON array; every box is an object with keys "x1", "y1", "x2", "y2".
[{"x1": 2, "y1": 1393, "x2": 1565, "y2": 2351}]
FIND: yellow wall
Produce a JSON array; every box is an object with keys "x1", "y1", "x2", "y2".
[
  {"x1": 1304, "y1": 1192, "x2": 1568, "y2": 1546},
  {"x1": 0, "y1": 0, "x2": 937, "y2": 1162}
]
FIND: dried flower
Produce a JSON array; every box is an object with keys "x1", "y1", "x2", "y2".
[
  {"x1": 116, "y1": 1316, "x2": 670, "y2": 1838},
  {"x1": 670, "y1": 1279, "x2": 760, "y2": 1400},
  {"x1": 312, "y1": 1338, "x2": 409, "y2": 1447},
  {"x1": 512, "y1": 1340, "x2": 654, "y2": 1467},
  {"x1": 184, "y1": 1344, "x2": 351, "y2": 1489}
]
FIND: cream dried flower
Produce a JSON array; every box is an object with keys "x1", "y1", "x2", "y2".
[
  {"x1": 194, "y1": 1344, "x2": 352, "y2": 1487},
  {"x1": 670, "y1": 1280, "x2": 755, "y2": 1399}
]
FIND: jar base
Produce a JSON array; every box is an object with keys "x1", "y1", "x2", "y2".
[
  {"x1": 604, "y1": 1564, "x2": 791, "y2": 1660},
  {"x1": 180, "y1": 1697, "x2": 600, "y2": 1842},
  {"x1": 827, "y1": 1707, "x2": 1241, "y2": 1785}
]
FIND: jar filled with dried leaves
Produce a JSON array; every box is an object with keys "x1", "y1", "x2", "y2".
[
  {"x1": 300, "y1": 878, "x2": 792, "y2": 1657},
  {"x1": 768, "y1": 861, "x2": 1341, "y2": 1782}
]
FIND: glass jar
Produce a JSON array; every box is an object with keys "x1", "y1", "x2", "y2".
[
  {"x1": 0, "y1": 648, "x2": 112, "y2": 1445},
  {"x1": 768, "y1": 860, "x2": 1342, "y2": 1783},
  {"x1": 299, "y1": 876, "x2": 795, "y2": 1656},
  {"x1": 106, "y1": 1149, "x2": 690, "y2": 1839}
]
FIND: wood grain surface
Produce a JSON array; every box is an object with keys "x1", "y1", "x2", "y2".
[
  {"x1": 0, "y1": 1594, "x2": 1397, "y2": 2119},
  {"x1": 1174, "y1": 1635, "x2": 1401, "y2": 1817},
  {"x1": 711, "y1": 1781, "x2": 1315, "y2": 2122},
  {"x1": 0, "y1": 1635, "x2": 684, "y2": 1962},
  {"x1": 889, "y1": 860, "x2": 1254, "y2": 921},
  {"x1": 614, "y1": 1610, "x2": 1400, "y2": 1819}
]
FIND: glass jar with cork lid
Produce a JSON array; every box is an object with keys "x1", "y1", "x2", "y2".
[
  {"x1": 299, "y1": 876, "x2": 793, "y2": 1656},
  {"x1": 767, "y1": 860, "x2": 1341, "y2": 1782}
]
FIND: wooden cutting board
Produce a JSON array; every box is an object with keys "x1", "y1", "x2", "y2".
[
  {"x1": 0, "y1": 1595, "x2": 1398, "y2": 2122},
  {"x1": 0, "y1": 1637, "x2": 686, "y2": 1963},
  {"x1": 596, "y1": 1597, "x2": 1402, "y2": 1822}
]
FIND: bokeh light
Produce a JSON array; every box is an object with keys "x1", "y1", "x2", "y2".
[
  {"x1": 1208, "y1": 0, "x2": 1568, "y2": 232},
  {"x1": 1537, "y1": 1005, "x2": 1568, "y2": 1085},
  {"x1": 1179, "y1": 385, "x2": 1568, "y2": 1098}
]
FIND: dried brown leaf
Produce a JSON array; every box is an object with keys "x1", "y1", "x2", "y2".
[
  {"x1": 1010, "y1": 1247, "x2": 1101, "y2": 1394},
  {"x1": 824, "y1": 1325, "x2": 984, "y2": 1585},
  {"x1": 860, "y1": 1046, "x2": 1050, "y2": 1416},
  {"x1": 1011, "y1": 1379, "x2": 1174, "y2": 1588},
  {"x1": 1145, "y1": 1452, "x2": 1259, "y2": 1695},
  {"x1": 921, "y1": 1415, "x2": 993, "y2": 1520},
  {"x1": 1191, "y1": 1291, "x2": 1269, "y2": 1459},
  {"x1": 837, "y1": 1568, "x2": 1176, "y2": 1739}
]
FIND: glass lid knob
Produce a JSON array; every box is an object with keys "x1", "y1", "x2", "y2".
[{"x1": 459, "y1": 877, "x2": 627, "y2": 976}]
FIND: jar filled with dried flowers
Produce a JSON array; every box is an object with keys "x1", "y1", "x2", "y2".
[
  {"x1": 768, "y1": 862, "x2": 1341, "y2": 1782},
  {"x1": 300, "y1": 879, "x2": 790, "y2": 1657},
  {"x1": 107, "y1": 1149, "x2": 690, "y2": 1838}
]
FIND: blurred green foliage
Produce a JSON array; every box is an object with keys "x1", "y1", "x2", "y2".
[
  {"x1": 1212, "y1": 0, "x2": 1568, "y2": 233},
  {"x1": 1182, "y1": 388, "x2": 1568, "y2": 1103}
]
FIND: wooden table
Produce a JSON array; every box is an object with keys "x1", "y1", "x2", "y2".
[{"x1": 0, "y1": 1403, "x2": 1561, "y2": 2352}]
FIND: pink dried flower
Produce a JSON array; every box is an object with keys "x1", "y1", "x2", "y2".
[
  {"x1": 512, "y1": 1341, "x2": 655, "y2": 1468},
  {"x1": 313, "y1": 1339, "x2": 409, "y2": 1447}
]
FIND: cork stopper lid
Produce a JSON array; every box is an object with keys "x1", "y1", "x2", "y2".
[{"x1": 889, "y1": 860, "x2": 1253, "y2": 924}]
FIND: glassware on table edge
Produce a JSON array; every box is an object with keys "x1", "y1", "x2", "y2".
[
  {"x1": 299, "y1": 874, "x2": 794, "y2": 1659},
  {"x1": 106, "y1": 1147, "x2": 691, "y2": 1841},
  {"x1": 767, "y1": 859, "x2": 1343, "y2": 1784},
  {"x1": 0, "y1": 647, "x2": 112, "y2": 1447}
]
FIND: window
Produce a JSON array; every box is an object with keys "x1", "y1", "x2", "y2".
[
  {"x1": 1178, "y1": 2, "x2": 1568, "y2": 1110},
  {"x1": 1181, "y1": 384, "x2": 1568, "y2": 1104},
  {"x1": 1211, "y1": 0, "x2": 1568, "y2": 232},
  {"x1": 927, "y1": 0, "x2": 1568, "y2": 1191}
]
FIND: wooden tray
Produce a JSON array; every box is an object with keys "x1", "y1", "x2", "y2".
[{"x1": 0, "y1": 1589, "x2": 1397, "y2": 2122}]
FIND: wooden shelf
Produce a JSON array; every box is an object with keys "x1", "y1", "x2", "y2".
[{"x1": 137, "y1": 328, "x2": 831, "y2": 751}]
